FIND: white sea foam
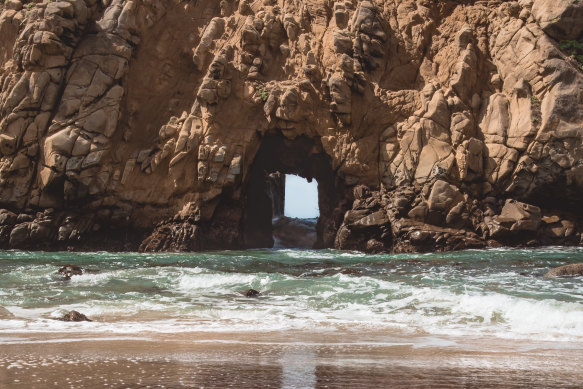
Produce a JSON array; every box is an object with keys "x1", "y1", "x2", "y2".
[
  {"x1": 176, "y1": 272, "x2": 262, "y2": 293},
  {"x1": 67, "y1": 271, "x2": 117, "y2": 285},
  {"x1": 1, "y1": 249, "x2": 583, "y2": 344},
  {"x1": 1, "y1": 293, "x2": 582, "y2": 343}
]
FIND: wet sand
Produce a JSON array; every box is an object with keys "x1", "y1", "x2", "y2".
[{"x1": 0, "y1": 330, "x2": 582, "y2": 388}]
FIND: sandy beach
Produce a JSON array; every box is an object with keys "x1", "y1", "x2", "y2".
[
  {"x1": 1, "y1": 330, "x2": 582, "y2": 388},
  {"x1": 2, "y1": 248, "x2": 583, "y2": 387}
]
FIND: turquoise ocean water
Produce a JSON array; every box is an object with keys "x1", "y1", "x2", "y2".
[{"x1": 0, "y1": 248, "x2": 582, "y2": 342}]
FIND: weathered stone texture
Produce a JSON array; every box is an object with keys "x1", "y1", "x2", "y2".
[{"x1": 0, "y1": 0, "x2": 581, "y2": 252}]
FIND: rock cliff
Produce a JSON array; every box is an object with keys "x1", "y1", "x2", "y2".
[{"x1": 0, "y1": 0, "x2": 582, "y2": 252}]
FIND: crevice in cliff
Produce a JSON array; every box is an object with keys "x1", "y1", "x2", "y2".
[{"x1": 25, "y1": 8, "x2": 104, "y2": 210}]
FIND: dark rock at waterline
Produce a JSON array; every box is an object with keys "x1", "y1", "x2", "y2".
[
  {"x1": 365, "y1": 239, "x2": 385, "y2": 253},
  {"x1": 242, "y1": 289, "x2": 260, "y2": 298},
  {"x1": 340, "y1": 268, "x2": 361, "y2": 276},
  {"x1": 58, "y1": 264, "x2": 83, "y2": 279},
  {"x1": 410, "y1": 230, "x2": 432, "y2": 245},
  {"x1": 487, "y1": 240, "x2": 503, "y2": 248},
  {"x1": 60, "y1": 310, "x2": 92, "y2": 322},
  {"x1": 544, "y1": 263, "x2": 583, "y2": 278}
]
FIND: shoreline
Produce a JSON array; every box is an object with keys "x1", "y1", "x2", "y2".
[
  {"x1": 1, "y1": 248, "x2": 583, "y2": 387},
  {"x1": 1, "y1": 330, "x2": 582, "y2": 388},
  {"x1": 1, "y1": 243, "x2": 582, "y2": 254}
]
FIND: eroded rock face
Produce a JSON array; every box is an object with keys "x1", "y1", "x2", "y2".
[{"x1": 0, "y1": 0, "x2": 581, "y2": 253}]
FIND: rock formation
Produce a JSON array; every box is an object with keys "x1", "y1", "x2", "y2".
[
  {"x1": 0, "y1": 0, "x2": 581, "y2": 253},
  {"x1": 544, "y1": 263, "x2": 583, "y2": 277},
  {"x1": 242, "y1": 288, "x2": 260, "y2": 297},
  {"x1": 273, "y1": 216, "x2": 317, "y2": 248},
  {"x1": 59, "y1": 310, "x2": 92, "y2": 322},
  {"x1": 58, "y1": 264, "x2": 83, "y2": 279}
]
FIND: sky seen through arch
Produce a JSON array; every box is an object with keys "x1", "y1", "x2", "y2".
[{"x1": 284, "y1": 175, "x2": 319, "y2": 219}]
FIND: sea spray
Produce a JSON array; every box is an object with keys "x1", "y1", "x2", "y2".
[{"x1": 0, "y1": 248, "x2": 582, "y2": 342}]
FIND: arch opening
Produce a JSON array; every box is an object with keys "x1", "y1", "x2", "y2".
[
  {"x1": 284, "y1": 175, "x2": 319, "y2": 219},
  {"x1": 241, "y1": 133, "x2": 347, "y2": 249},
  {"x1": 270, "y1": 174, "x2": 320, "y2": 248}
]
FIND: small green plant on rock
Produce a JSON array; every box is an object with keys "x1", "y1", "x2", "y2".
[
  {"x1": 256, "y1": 83, "x2": 268, "y2": 102},
  {"x1": 26, "y1": 2, "x2": 35, "y2": 10},
  {"x1": 530, "y1": 93, "x2": 542, "y2": 128}
]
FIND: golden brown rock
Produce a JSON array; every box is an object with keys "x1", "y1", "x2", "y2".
[{"x1": 0, "y1": 0, "x2": 581, "y2": 253}]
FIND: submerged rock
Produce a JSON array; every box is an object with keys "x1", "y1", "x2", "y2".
[
  {"x1": 340, "y1": 268, "x2": 361, "y2": 276},
  {"x1": 242, "y1": 289, "x2": 260, "y2": 298},
  {"x1": 58, "y1": 265, "x2": 83, "y2": 279},
  {"x1": 60, "y1": 310, "x2": 92, "y2": 322},
  {"x1": 544, "y1": 263, "x2": 583, "y2": 278}
]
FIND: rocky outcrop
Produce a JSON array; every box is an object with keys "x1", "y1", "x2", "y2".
[
  {"x1": 273, "y1": 216, "x2": 316, "y2": 248},
  {"x1": 544, "y1": 263, "x2": 583, "y2": 277},
  {"x1": 58, "y1": 264, "x2": 83, "y2": 279},
  {"x1": 0, "y1": 0, "x2": 581, "y2": 253},
  {"x1": 242, "y1": 288, "x2": 260, "y2": 297},
  {"x1": 59, "y1": 310, "x2": 92, "y2": 322}
]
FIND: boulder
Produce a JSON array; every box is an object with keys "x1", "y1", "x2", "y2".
[
  {"x1": 539, "y1": 218, "x2": 576, "y2": 241},
  {"x1": 350, "y1": 210, "x2": 389, "y2": 229},
  {"x1": 365, "y1": 238, "x2": 385, "y2": 253},
  {"x1": 427, "y1": 180, "x2": 464, "y2": 213},
  {"x1": 242, "y1": 289, "x2": 260, "y2": 297},
  {"x1": 486, "y1": 200, "x2": 541, "y2": 239},
  {"x1": 544, "y1": 263, "x2": 583, "y2": 277},
  {"x1": 60, "y1": 310, "x2": 92, "y2": 322},
  {"x1": 408, "y1": 203, "x2": 428, "y2": 221},
  {"x1": 9, "y1": 223, "x2": 30, "y2": 247},
  {"x1": 58, "y1": 264, "x2": 83, "y2": 279},
  {"x1": 4, "y1": 1, "x2": 23, "y2": 11},
  {"x1": 409, "y1": 230, "x2": 432, "y2": 245},
  {"x1": 339, "y1": 268, "x2": 361, "y2": 276},
  {"x1": 456, "y1": 138, "x2": 484, "y2": 181},
  {"x1": 500, "y1": 199, "x2": 541, "y2": 232},
  {"x1": 532, "y1": 0, "x2": 583, "y2": 40},
  {"x1": 335, "y1": 200, "x2": 390, "y2": 252},
  {"x1": 0, "y1": 210, "x2": 17, "y2": 226}
]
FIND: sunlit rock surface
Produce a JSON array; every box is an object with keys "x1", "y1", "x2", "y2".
[{"x1": 0, "y1": 0, "x2": 581, "y2": 252}]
